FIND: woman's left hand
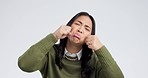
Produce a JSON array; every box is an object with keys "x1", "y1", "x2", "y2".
[{"x1": 85, "y1": 35, "x2": 103, "y2": 51}]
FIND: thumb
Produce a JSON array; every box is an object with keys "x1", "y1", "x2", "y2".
[{"x1": 68, "y1": 32, "x2": 72, "y2": 36}]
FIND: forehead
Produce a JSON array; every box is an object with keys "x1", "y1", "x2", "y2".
[{"x1": 74, "y1": 16, "x2": 92, "y2": 28}]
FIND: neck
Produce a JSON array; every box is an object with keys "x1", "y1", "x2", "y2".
[{"x1": 66, "y1": 39, "x2": 82, "y2": 53}]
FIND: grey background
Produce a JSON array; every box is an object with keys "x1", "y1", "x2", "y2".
[{"x1": 0, "y1": 0, "x2": 148, "y2": 78}]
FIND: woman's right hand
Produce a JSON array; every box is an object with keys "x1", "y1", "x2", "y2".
[{"x1": 53, "y1": 25, "x2": 72, "y2": 40}]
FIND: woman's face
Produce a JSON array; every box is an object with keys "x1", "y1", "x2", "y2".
[{"x1": 68, "y1": 15, "x2": 92, "y2": 45}]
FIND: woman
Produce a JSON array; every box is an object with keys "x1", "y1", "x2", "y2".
[{"x1": 18, "y1": 12, "x2": 124, "y2": 78}]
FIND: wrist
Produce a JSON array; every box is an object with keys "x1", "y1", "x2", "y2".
[
  {"x1": 52, "y1": 32, "x2": 59, "y2": 40},
  {"x1": 94, "y1": 44, "x2": 104, "y2": 51}
]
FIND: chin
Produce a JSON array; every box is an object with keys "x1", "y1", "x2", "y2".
[
  {"x1": 73, "y1": 40, "x2": 80, "y2": 44},
  {"x1": 73, "y1": 40, "x2": 84, "y2": 45}
]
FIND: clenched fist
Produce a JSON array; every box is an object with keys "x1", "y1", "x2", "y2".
[
  {"x1": 53, "y1": 25, "x2": 72, "y2": 40},
  {"x1": 85, "y1": 35, "x2": 104, "y2": 51}
]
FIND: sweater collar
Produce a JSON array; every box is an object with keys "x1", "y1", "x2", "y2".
[{"x1": 64, "y1": 48, "x2": 82, "y2": 60}]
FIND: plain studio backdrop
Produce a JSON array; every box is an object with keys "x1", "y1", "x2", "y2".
[{"x1": 0, "y1": 0, "x2": 148, "y2": 78}]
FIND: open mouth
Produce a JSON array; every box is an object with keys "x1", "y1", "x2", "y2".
[{"x1": 73, "y1": 34, "x2": 80, "y2": 39}]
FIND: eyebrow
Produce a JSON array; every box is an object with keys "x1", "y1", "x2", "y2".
[
  {"x1": 77, "y1": 20, "x2": 83, "y2": 24},
  {"x1": 77, "y1": 20, "x2": 91, "y2": 29}
]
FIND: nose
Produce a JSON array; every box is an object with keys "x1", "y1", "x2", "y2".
[{"x1": 78, "y1": 26, "x2": 83, "y2": 33}]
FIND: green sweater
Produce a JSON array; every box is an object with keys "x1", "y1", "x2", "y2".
[{"x1": 18, "y1": 34, "x2": 124, "y2": 78}]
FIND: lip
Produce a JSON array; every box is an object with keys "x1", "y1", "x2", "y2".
[{"x1": 73, "y1": 33, "x2": 81, "y2": 39}]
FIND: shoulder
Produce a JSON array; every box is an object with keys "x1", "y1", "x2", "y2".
[{"x1": 47, "y1": 44, "x2": 59, "y2": 58}]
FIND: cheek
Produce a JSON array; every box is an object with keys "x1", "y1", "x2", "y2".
[
  {"x1": 85, "y1": 32, "x2": 91, "y2": 36},
  {"x1": 83, "y1": 33, "x2": 91, "y2": 39},
  {"x1": 70, "y1": 26, "x2": 78, "y2": 33},
  {"x1": 70, "y1": 28, "x2": 76, "y2": 33},
  {"x1": 82, "y1": 34, "x2": 90, "y2": 41}
]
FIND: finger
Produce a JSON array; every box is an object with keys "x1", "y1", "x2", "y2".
[
  {"x1": 66, "y1": 26, "x2": 72, "y2": 32},
  {"x1": 62, "y1": 30, "x2": 70, "y2": 38},
  {"x1": 85, "y1": 35, "x2": 93, "y2": 43},
  {"x1": 68, "y1": 32, "x2": 72, "y2": 37},
  {"x1": 88, "y1": 45, "x2": 93, "y2": 49},
  {"x1": 65, "y1": 26, "x2": 72, "y2": 37},
  {"x1": 63, "y1": 30, "x2": 69, "y2": 36},
  {"x1": 60, "y1": 30, "x2": 69, "y2": 39},
  {"x1": 63, "y1": 26, "x2": 71, "y2": 34},
  {"x1": 86, "y1": 42, "x2": 90, "y2": 45},
  {"x1": 86, "y1": 40, "x2": 93, "y2": 46}
]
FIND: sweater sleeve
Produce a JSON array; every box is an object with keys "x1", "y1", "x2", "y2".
[
  {"x1": 18, "y1": 33, "x2": 57, "y2": 72},
  {"x1": 95, "y1": 46, "x2": 124, "y2": 78}
]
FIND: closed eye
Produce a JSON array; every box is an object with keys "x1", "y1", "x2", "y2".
[
  {"x1": 85, "y1": 25, "x2": 91, "y2": 32},
  {"x1": 85, "y1": 27, "x2": 90, "y2": 31},
  {"x1": 74, "y1": 22, "x2": 81, "y2": 26}
]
